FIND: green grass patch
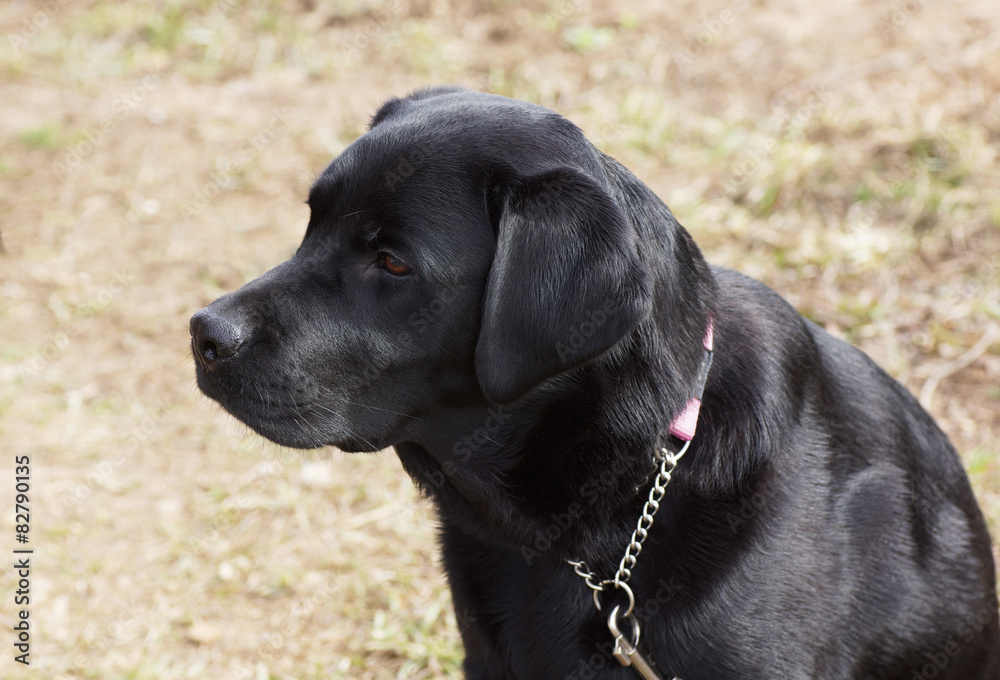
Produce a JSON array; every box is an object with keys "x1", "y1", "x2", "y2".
[
  {"x1": 143, "y1": 2, "x2": 187, "y2": 51},
  {"x1": 18, "y1": 124, "x2": 61, "y2": 150},
  {"x1": 562, "y1": 24, "x2": 617, "y2": 53}
]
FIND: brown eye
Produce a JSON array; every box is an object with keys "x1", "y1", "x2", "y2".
[{"x1": 379, "y1": 252, "x2": 412, "y2": 276}]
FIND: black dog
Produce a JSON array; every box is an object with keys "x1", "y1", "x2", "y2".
[{"x1": 191, "y1": 86, "x2": 999, "y2": 679}]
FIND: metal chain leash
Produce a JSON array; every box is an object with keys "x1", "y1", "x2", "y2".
[
  {"x1": 566, "y1": 439, "x2": 690, "y2": 680},
  {"x1": 567, "y1": 320, "x2": 712, "y2": 680},
  {"x1": 567, "y1": 438, "x2": 690, "y2": 599},
  {"x1": 615, "y1": 439, "x2": 689, "y2": 586}
]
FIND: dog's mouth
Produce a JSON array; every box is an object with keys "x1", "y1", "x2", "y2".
[
  {"x1": 219, "y1": 396, "x2": 385, "y2": 452},
  {"x1": 195, "y1": 362, "x2": 389, "y2": 452},
  {"x1": 232, "y1": 406, "x2": 333, "y2": 450}
]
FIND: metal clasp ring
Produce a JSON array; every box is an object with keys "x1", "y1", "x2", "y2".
[
  {"x1": 592, "y1": 579, "x2": 636, "y2": 618},
  {"x1": 607, "y1": 602, "x2": 641, "y2": 655}
]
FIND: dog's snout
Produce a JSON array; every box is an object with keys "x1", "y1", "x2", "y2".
[{"x1": 190, "y1": 308, "x2": 245, "y2": 369}]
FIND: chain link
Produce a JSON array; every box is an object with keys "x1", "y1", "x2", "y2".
[{"x1": 567, "y1": 438, "x2": 690, "y2": 596}]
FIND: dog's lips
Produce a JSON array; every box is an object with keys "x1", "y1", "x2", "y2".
[
  {"x1": 331, "y1": 436, "x2": 387, "y2": 453},
  {"x1": 195, "y1": 367, "x2": 385, "y2": 451},
  {"x1": 237, "y1": 412, "x2": 386, "y2": 452},
  {"x1": 219, "y1": 399, "x2": 334, "y2": 449}
]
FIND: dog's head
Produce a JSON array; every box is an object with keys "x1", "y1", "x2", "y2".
[{"x1": 191, "y1": 87, "x2": 651, "y2": 451}]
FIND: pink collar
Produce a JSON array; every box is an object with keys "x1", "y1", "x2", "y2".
[{"x1": 668, "y1": 318, "x2": 714, "y2": 442}]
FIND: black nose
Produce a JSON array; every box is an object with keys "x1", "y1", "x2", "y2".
[{"x1": 190, "y1": 308, "x2": 245, "y2": 369}]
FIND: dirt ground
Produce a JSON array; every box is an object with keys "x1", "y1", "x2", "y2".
[{"x1": 0, "y1": 0, "x2": 998, "y2": 678}]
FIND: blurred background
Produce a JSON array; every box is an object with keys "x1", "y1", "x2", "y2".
[{"x1": 0, "y1": 0, "x2": 997, "y2": 678}]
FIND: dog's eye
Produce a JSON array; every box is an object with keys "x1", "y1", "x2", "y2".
[{"x1": 378, "y1": 252, "x2": 412, "y2": 276}]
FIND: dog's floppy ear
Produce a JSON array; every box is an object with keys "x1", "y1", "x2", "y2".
[{"x1": 475, "y1": 168, "x2": 651, "y2": 404}]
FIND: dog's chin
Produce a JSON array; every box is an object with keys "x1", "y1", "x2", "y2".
[
  {"x1": 202, "y1": 400, "x2": 320, "y2": 449},
  {"x1": 246, "y1": 421, "x2": 387, "y2": 452},
  {"x1": 222, "y1": 405, "x2": 388, "y2": 453},
  {"x1": 197, "y1": 383, "x2": 391, "y2": 452},
  {"x1": 330, "y1": 437, "x2": 388, "y2": 454}
]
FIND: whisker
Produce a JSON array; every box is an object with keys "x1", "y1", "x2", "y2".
[
  {"x1": 337, "y1": 209, "x2": 368, "y2": 222},
  {"x1": 441, "y1": 411, "x2": 503, "y2": 446},
  {"x1": 314, "y1": 386, "x2": 422, "y2": 421}
]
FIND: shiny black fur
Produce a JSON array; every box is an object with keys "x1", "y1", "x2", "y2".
[{"x1": 191, "y1": 87, "x2": 999, "y2": 679}]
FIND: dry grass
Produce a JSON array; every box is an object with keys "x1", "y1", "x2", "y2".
[{"x1": 0, "y1": 0, "x2": 997, "y2": 677}]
